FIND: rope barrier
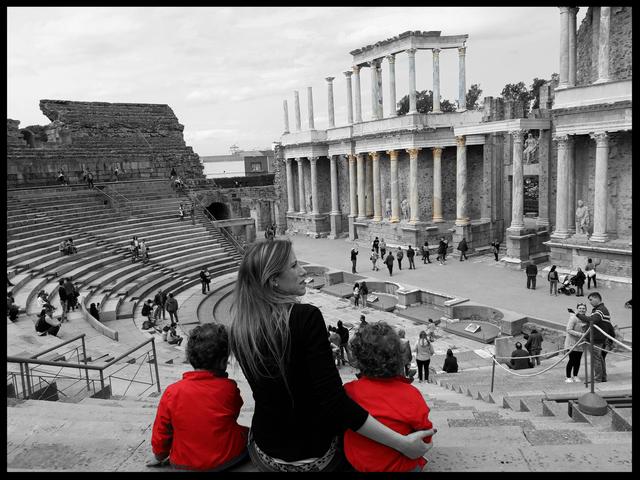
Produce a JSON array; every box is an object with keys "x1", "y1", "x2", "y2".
[
  {"x1": 592, "y1": 324, "x2": 632, "y2": 351},
  {"x1": 592, "y1": 344, "x2": 634, "y2": 359},
  {"x1": 494, "y1": 328, "x2": 592, "y2": 360}
]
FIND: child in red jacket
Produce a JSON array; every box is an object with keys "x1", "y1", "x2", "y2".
[
  {"x1": 344, "y1": 322, "x2": 435, "y2": 472},
  {"x1": 148, "y1": 323, "x2": 249, "y2": 471}
]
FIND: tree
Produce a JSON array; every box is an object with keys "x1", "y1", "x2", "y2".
[
  {"x1": 530, "y1": 77, "x2": 548, "y2": 110},
  {"x1": 397, "y1": 90, "x2": 460, "y2": 115},
  {"x1": 465, "y1": 84, "x2": 483, "y2": 110},
  {"x1": 501, "y1": 81, "x2": 533, "y2": 107}
]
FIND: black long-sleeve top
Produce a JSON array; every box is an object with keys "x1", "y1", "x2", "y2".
[{"x1": 245, "y1": 303, "x2": 368, "y2": 461}]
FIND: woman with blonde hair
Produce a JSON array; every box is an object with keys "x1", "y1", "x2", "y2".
[
  {"x1": 415, "y1": 331, "x2": 434, "y2": 383},
  {"x1": 229, "y1": 239, "x2": 435, "y2": 472}
]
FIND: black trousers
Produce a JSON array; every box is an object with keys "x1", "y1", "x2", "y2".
[
  {"x1": 387, "y1": 264, "x2": 393, "y2": 276},
  {"x1": 566, "y1": 350, "x2": 583, "y2": 378},
  {"x1": 587, "y1": 275, "x2": 597, "y2": 288},
  {"x1": 408, "y1": 258, "x2": 415, "y2": 269},
  {"x1": 417, "y1": 359, "x2": 431, "y2": 381},
  {"x1": 527, "y1": 275, "x2": 537, "y2": 289}
]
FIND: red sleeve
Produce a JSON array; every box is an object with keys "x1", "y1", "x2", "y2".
[
  {"x1": 151, "y1": 386, "x2": 174, "y2": 457},
  {"x1": 408, "y1": 388, "x2": 433, "y2": 443},
  {"x1": 228, "y1": 379, "x2": 244, "y2": 422}
]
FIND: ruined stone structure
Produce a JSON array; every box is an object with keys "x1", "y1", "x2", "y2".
[
  {"x1": 276, "y1": 13, "x2": 632, "y2": 278},
  {"x1": 7, "y1": 100, "x2": 204, "y2": 187}
]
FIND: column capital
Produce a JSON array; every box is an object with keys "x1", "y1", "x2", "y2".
[
  {"x1": 406, "y1": 148, "x2": 421, "y2": 158},
  {"x1": 325, "y1": 76, "x2": 335, "y2": 83},
  {"x1": 553, "y1": 134, "x2": 570, "y2": 145},
  {"x1": 456, "y1": 135, "x2": 466, "y2": 147},
  {"x1": 406, "y1": 48, "x2": 416, "y2": 56},
  {"x1": 509, "y1": 129, "x2": 527, "y2": 142},
  {"x1": 386, "y1": 54, "x2": 395, "y2": 64},
  {"x1": 568, "y1": 6, "x2": 579, "y2": 15},
  {"x1": 343, "y1": 70, "x2": 352, "y2": 78},
  {"x1": 386, "y1": 149, "x2": 399, "y2": 160},
  {"x1": 309, "y1": 156, "x2": 319, "y2": 164},
  {"x1": 352, "y1": 65, "x2": 361, "y2": 74},
  {"x1": 432, "y1": 146, "x2": 443, "y2": 156},
  {"x1": 589, "y1": 131, "x2": 609, "y2": 146},
  {"x1": 368, "y1": 151, "x2": 380, "y2": 160},
  {"x1": 432, "y1": 48, "x2": 441, "y2": 57},
  {"x1": 347, "y1": 153, "x2": 356, "y2": 163},
  {"x1": 367, "y1": 58, "x2": 382, "y2": 68},
  {"x1": 295, "y1": 157, "x2": 304, "y2": 164},
  {"x1": 458, "y1": 46, "x2": 466, "y2": 56}
]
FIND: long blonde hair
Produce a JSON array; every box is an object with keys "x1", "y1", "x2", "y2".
[{"x1": 229, "y1": 239, "x2": 300, "y2": 396}]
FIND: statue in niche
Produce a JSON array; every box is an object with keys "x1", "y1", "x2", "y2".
[
  {"x1": 575, "y1": 199, "x2": 590, "y2": 235},
  {"x1": 523, "y1": 133, "x2": 539, "y2": 164},
  {"x1": 385, "y1": 198, "x2": 391, "y2": 219},
  {"x1": 401, "y1": 198, "x2": 409, "y2": 221}
]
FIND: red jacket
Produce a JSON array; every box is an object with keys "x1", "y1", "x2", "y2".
[
  {"x1": 151, "y1": 370, "x2": 248, "y2": 470},
  {"x1": 343, "y1": 376, "x2": 433, "y2": 472}
]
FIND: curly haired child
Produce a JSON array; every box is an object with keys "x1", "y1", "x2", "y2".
[{"x1": 343, "y1": 322, "x2": 435, "y2": 472}]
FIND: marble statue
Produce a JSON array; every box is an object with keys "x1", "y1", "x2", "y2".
[
  {"x1": 575, "y1": 199, "x2": 590, "y2": 235},
  {"x1": 523, "y1": 133, "x2": 539, "y2": 164},
  {"x1": 385, "y1": 198, "x2": 391, "y2": 218},
  {"x1": 401, "y1": 198, "x2": 409, "y2": 220}
]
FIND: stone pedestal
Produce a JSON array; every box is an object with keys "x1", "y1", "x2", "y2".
[
  {"x1": 348, "y1": 214, "x2": 358, "y2": 241},
  {"x1": 452, "y1": 223, "x2": 473, "y2": 255},
  {"x1": 329, "y1": 213, "x2": 343, "y2": 239},
  {"x1": 400, "y1": 221, "x2": 427, "y2": 249}
]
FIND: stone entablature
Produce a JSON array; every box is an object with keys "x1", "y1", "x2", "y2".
[{"x1": 552, "y1": 79, "x2": 631, "y2": 110}]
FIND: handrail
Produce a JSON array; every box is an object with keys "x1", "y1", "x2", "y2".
[
  {"x1": 101, "y1": 184, "x2": 133, "y2": 217},
  {"x1": 29, "y1": 333, "x2": 87, "y2": 359}
]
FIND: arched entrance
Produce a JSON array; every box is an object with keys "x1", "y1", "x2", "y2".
[
  {"x1": 207, "y1": 202, "x2": 230, "y2": 220},
  {"x1": 20, "y1": 129, "x2": 36, "y2": 148}
]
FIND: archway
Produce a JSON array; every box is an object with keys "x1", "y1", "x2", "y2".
[
  {"x1": 207, "y1": 202, "x2": 230, "y2": 220},
  {"x1": 19, "y1": 129, "x2": 36, "y2": 148}
]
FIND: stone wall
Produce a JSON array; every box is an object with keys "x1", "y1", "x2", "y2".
[
  {"x1": 7, "y1": 100, "x2": 204, "y2": 187},
  {"x1": 7, "y1": 119, "x2": 26, "y2": 147},
  {"x1": 576, "y1": 7, "x2": 632, "y2": 86}
]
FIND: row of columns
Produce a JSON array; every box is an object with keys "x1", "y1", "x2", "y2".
[
  {"x1": 285, "y1": 142, "x2": 470, "y2": 227},
  {"x1": 282, "y1": 46, "x2": 468, "y2": 133},
  {"x1": 558, "y1": 7, "x2": 610, "y2": 88}
]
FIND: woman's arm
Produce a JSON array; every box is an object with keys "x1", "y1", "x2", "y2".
[{"x1": 356, "y1": 415, "x2": 436, "y2": 459}]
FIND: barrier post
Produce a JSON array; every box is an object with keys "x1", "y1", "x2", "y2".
[
  {"x1": 490, "y1": 355, "x2": 496, "y2": 393},
  {"x1": 577, "y1": 322, "x2": 607, "y2": 415}
]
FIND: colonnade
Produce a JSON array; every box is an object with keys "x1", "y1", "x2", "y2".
[
  {"x1": 284, "y1": 140, "x2": 474, "y2": 227},
  {"x1": 282, "y1": 45, "x2": 468, "y2": 132}
]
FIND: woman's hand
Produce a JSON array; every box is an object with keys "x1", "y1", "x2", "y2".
[{"x1": 400, "y1": 428, "x2": 437, "y2": 459}]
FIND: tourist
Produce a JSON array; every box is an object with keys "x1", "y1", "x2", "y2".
[
  {"x1": 421, "y1": 240, "x2": 431, "y2": 264},
  {"x1": 63, "y1": 277, "x2": 76, "y2": 312},
  {"x1": 140, "y1": 239, "x2": 149, "y2": 263},
  {"x1": 456, "y1": 237, "x2": 469, "y2": 261},
  {"x1": 328, "y1": 326, "x2": 342, "y2": 367},
  {"x1": 524, "y1": 329, "x2": 544, "y2": 365},
  {"x1": 166, "y1": 293, "x2": 179, "y2": 326},
  {"x1": 7, "y1": 293, "x2": 19, "y2": 322},
  {"x1": 87, "y1": 170, "x2": 94, "y2": 189},
  {"x1": 426, "y1": 318, "x2": 436, "y2": 342},
  {"x1": 169, "y1": 167, "x2": 177, "y2": 180},
  {"x1": 397, "y1": 329, "x2": 412, "y2": 378},
  {"x1": 35, "y1": 305, "x2": 61, "y2": 337},
  {"x1": 508, "y1": 342, "x2": 533, "y2": 370},
  {"x1": 154, "y1": 289, "x2": 166, "y2": 321},
  {"x1": 414, "y1": 331, "x2": 434, "y2": 383},
  {"x1": 66, "y1": 238, "x2": 77, "y2": 254},
  {"x1": 142, "y1": 299, "x2": 155, "y2": 326},
  {"x1": 353, "y1": 283, "x2": 360, "y2": 308},
  {"x1": 178, "y1": 203, "x2": 185, "y2": 221},
  {"x1": 564, "y1": 303, "x2": 587, "y2": 383},
  {"x1": 57, "y1": 279, "x2": 68, "y2": 320},
  {"x1": 406, "y1": 245, "x2": 416, "y2": 270},
  {"x1": 350, "y1": 245, "x2": 359, "y2": 274},
  {"x1": 369, "y1": 249, "x2": 379, "y2": 271},
  {"x1": 573, "y1": 267, "x2": 586, "y2": 296},
  {"x1": 344, "y1": 321, "x2": 435, "y2": 472},
  {"x1": 36, "y1": 290, "x2": 54, "y2": 311},
  {"x1": 384, "y1": 251, "x2": 395, "y2": 277},
  {"x1": 548, "y1": 265, "x2": 559, "y2": 296},
  {"x1": 525, "y1": 262, "x2": 538, "y2": 289},
  {"x1": 379, "y1": 238, "x2": 387, "y2": 259},
  {"x1": 148, "y1": 323, "x2": 249, "y2": 471},
  {"x1": 358, "y1": 314, "x2": 368, "y2": 330},
  {"x1": 337, "y1": 320, "x2": 351, "y2": 366},
  {"x1": 57, "y1": 169, "x2": 66, "y2": 185},
  {"x1": 130, "y1": 236, "x2": 140, "y2": 262},
  {"x1": 89, "y1": 303, "x2": 100, "y2": 321},
  {"x1": 113, "y1": 166, "x2": 119, "y2": 182},
  {"x1": 491, "y1": 240, "x2": 500, "y2": 261},
  {"x1": 442, "y1": 349, "x2": 459, "y2": 373},
  {"x1": 166, "y1": 325, "x2": 183, "y2": 346},
  {"x1": 585, "y1": 258, "x2": 601, "y2": 289},
  {"x1": 396, "y1": 247, "x2": 404, "y2": 270},
  {"x1": 359, "y1": 281, "x2": 369, "y2": 309},
  {"x1": 442, "y1": 239, "x2": 449, "y2": 261},
  {"x1": 575, "y1": 292, "x2": 615, "y2": 382},
  {"x1": 372, "y1": 237, "x2": 379, "y2": 255},
  {"x1": 436, "y1": 238, "x2": 447, "y2": 265},
  {"x1": 200, "y1": 268, "x2": 211, "y2": 294},
  {"x1": 59, "y1": 239, "x2": 67, "y2": 256},
  {"x1": 228, "y1": 239, "x2": 435, "y2": 472},
  {"x1": 190, "y1": 203, "x2": 196, "y2": 225}
]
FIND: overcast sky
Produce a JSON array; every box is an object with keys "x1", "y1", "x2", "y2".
[{"x1": 7, "y1": 7, "x2": 588, "y2": 156}]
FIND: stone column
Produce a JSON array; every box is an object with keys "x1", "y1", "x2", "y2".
[
  {"x1": 353, "y1": 65, "x2": 363, "y2": 123},
  {"x1": 344, "y1": 71, "x2": 354, "y2": 124},
  {"x1": 365, "y1": 154, "x2": 374, "y2": 216},
  {"x1": 286, "y1": 158, "x2": 295, "y2": 213},
  {"x1": 595, "y1": 7, "x2": 611, "y2": 84},
  {"x1": 283, "y1": 100, "x2": 290, "y2": 134},
  {"x1": 326, "y1": 77, "x2": 335, "y2": 128},
  {"x1": 376, "y1": 60, "x2": 384, "y2": 119},
  {"x1": 567, "y1": 136, "x2": 576, "y2": 233},
  {"x1": 369, "y1": 61, "x2": 378, "y2": 120},
  {"x1": 330, "y1": 155, "x2": 340, "y2": 215},
  {"x1": 307, "y1": 87, "x2": 315, "y2": 130},
  {"x1": 568, "y1": 7, "x2": 579, "y2": 87},
  {"x1": 457, "y1": 46, "x2": 466, "y2": 112},
  {"x1": 294, "y1": 90, "x2": 301, "y2": 131},
  {"x1": 455, "y1": 136, "x2": 469, "y2": 226},
  {"x1": 406, "y1": 48, "x2": 418, "y2": 114},
  {"x1": 387, "y1": 54, "x2": 397, "y2": 116},
  {"x1": 356, "y1": 153, "x2": 366, "y2": 219},
  {"x1": 432, "y1": 147, "x2": 444, "y2": 222},
  {"x1": 552, "y1": 135, "x2": 570, "y2": 238},
  {"x1": 558, "y1": 7, "x2": 570, "y2": 89},
  {"x1": 432, "y1": 48, "x2": 441, "y2": 113},
  {"x1": 296, "y1": 158, "x2": 306, "y2": 214},
  {"x1": 536, "y1": 129, "x2": 550, "y2": 227},
  {"x1": 509, "y1": 130, "x2": 525, "y2": 230},
  {"x1": 348, "y1": 154, "x2": 357, "y2": 217},
  {"x1": 407, "y1": 148, "x2": 420, "y2": 224},
  {"x1": 309, "y1": 156, "x2": 320, "y2": 215},
  {"x1": 590, "y1": 132, "x2": 609, "y2": 242},
  {"x1": 387, "y1": 150, "x2": 400, "y2": 223},
  {"x1": 370, "y1": 152, "x2": 382, "y2": 221}
]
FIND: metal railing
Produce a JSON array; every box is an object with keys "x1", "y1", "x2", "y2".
[
  {"x1": 96, "y1": 184, "x2": 133, "y2": 217},
  {"x1": 7, "y1": 334, "x2": 161, "y2": 401}
]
